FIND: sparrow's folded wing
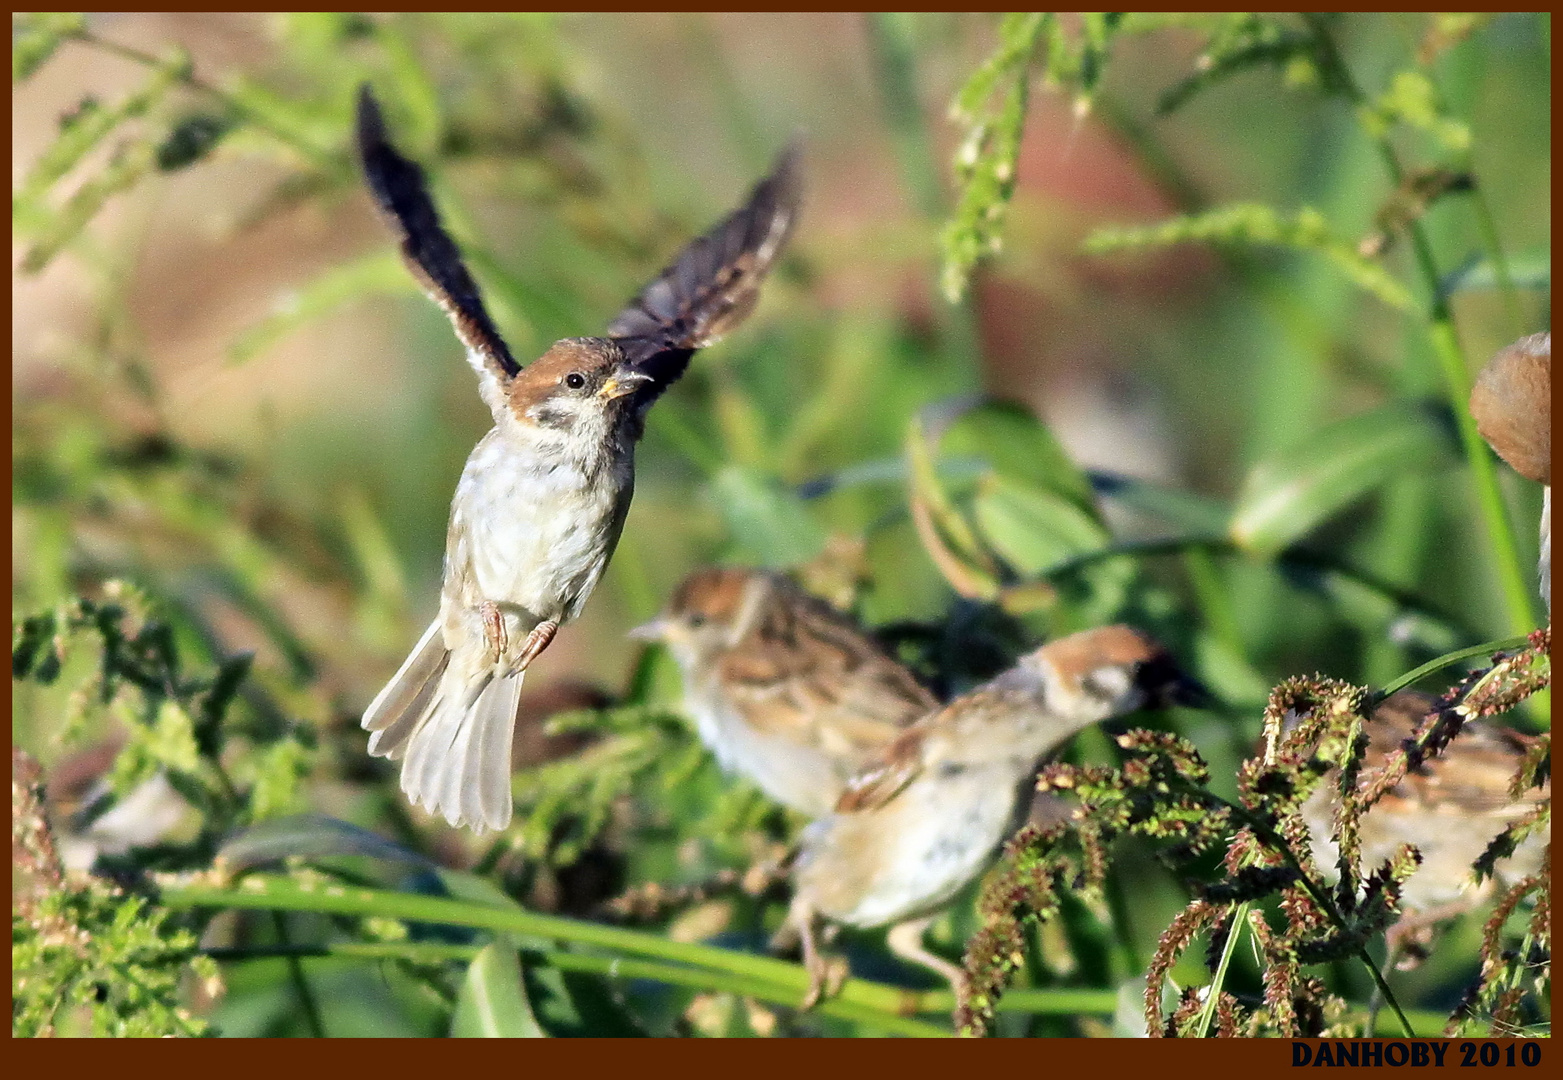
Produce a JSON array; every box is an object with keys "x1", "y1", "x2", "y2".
[
  {"x1": 834, "y1": 726, "x2": 926, "y2": 813},
  {"x1": 721, "y1": 585, "x2": 934, "y2": 754},
  {"x1": 355, "y1": 86, "x2": 521, "y2": 383},
  {"x1": 608, "y1": 139, "x2": 803, "y2": 397}
]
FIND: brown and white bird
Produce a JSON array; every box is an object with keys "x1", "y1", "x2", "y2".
[
  {"x1": 355, "y1": 88, "x2": 802, "y2": 833},
  {"x1": 786, "y1": 625, "x2": 1191, "y2": 1010},
  {"x1": 631, "y1": 567, "x2": 938, "y2": 816},
  {"x1": 1296, "y1": 691, "x2": 1549, "y2": 964}
]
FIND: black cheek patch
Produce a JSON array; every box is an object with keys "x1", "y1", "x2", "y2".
[
  {"x1": 531, "y1": 403, "x2": 574, "y2": 430},
  {"x1": 1079, "y1": 671, "x2": 1121, "y2": 706}
]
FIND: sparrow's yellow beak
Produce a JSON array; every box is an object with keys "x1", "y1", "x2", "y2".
[
  {"x1": 627, "y1": 617, "x2": 669, "y2": 642},
  {"x1": 598, "y1": 370, "x2": 652, "y2": 400}
]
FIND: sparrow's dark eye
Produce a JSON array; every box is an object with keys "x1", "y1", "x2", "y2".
[
  {"x1": 687, "y1": 613, "x2": 707, "y2": 628},
  {"x1": 564, "y1": 372, "x2": 587, "y2": 390}
]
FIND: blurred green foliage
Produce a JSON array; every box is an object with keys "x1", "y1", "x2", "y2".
[{"x1": 12, "y1": 12, "x2": 1550, "y2": 1037}]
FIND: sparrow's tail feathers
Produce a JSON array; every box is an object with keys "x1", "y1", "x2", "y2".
[
  {"x1": 363, "y1": 619, "x2": 449, "y2": 759},
  {"x1": 398, "y1": 660, "x2": 521, "y2": 834}
]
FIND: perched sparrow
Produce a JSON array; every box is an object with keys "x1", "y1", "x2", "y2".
[
  {"x1": 786, "y1": 625, "x2": 1191, "y2": 1010},
  {"x1": 1297, "y1": 691, "x2": 1550, "y2": 964},
  {"x1": 1468, "y1": 331, "x2": 1550, "y2": 611},
  {"x1": 631, "y1": 567, "x2": 938, "y2": 816},
  {"x1": 355, "y1": 88, "x2": 802, "y2": 832}
]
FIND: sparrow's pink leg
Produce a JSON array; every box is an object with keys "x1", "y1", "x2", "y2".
[
  {"x1": 791, "y1": 898, "x2": 847, "y2": 1010},
  {"x1": 480, "y1": 601, "x2": 508, "y2": 662},
  {"x1": 887, "y1": 915, "x2": 970, "y2": 1016},
  {"x1": 796, "y1": 901, "x2": 827, "y2": 1011},
  {"x1": 515, "y1": 619, "x2": 559, "y2": 671}
]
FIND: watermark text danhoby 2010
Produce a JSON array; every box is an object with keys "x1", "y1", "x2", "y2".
[{"x1": 1292, "y1": 1042, "x2": 1543, "y2": 1068}]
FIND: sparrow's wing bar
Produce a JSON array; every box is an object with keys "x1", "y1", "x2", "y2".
[
  {"x1": 834, "y1": 726, "x2": 925, "y2": 813},
  {"x1": 609, "y1": 138, "x2": 803, "y2": 390},
  {"x1": 355, "y1": 86, "x2": 522, "y2": 381}
]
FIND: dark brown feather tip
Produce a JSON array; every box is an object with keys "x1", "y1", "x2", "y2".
[
  {"x1": 355, "y1": 85, "x2": 521, "y2": 379},
  {"x1": 608, "y1": 138, "x2": 804, "y2": 391}
]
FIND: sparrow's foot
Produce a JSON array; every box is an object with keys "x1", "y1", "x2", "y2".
[
  {"x1": 794, "y1": 900, "x2": 847, "y2": 1011},
  {"x1": 480, "y1": 601, "x2": 508, "y2": 663},
  {"x1": 800, "y1": 956, "x2": 850, "y2": 1011},
  {"x1": 886, "y1": 915, "x2": 971, "y2": 1022},
  {"x1": 516, "y1": 619, "x2": 558, "y2": 671}
]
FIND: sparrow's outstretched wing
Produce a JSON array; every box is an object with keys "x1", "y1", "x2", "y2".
[
  {"x1": 608, "y1": 139, "x2": 803, "y2": 397},
  {"x1": 355, "y1": 86, "x2": 521, "y2": 383}
]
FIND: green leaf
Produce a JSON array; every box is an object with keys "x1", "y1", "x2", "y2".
[
  {"x1": 1441, "y1": 249, "x2": 1550, "y2": 298},
  {"x1": 940, "y1": 399, "x2": 1099, "y2": 520},
  {"x1": 972, "y1": 474, "x2": 1108, "y2": 576},
  {"x1": 245, "y1": 739, "x2": 314, "y2": 821},
  {"x1": 1088, "y1": 473, "x2": 1229, "y2": 534},
  {"x1": 708, "y1": 465, "x2": 827, "y2": 567},
  {"x1": 905, "y1": 412, "x2": 994, "y2": 569},
  {"x1": 795, "y1": 453, "x2": 987, "y2": 499},
  {"x1": 12, "y1": 12, "x2": 86, "y2": 83},
  {"x1": 219, "y1": 813, "x2": 436, "y2": 870},
  {"x1": 451, "y1": 940, "x2": 548, "y2": 1037},
  {"x1": 1229, "y1": 402, "x2": 1459, "y2": 556},
  {"x1": 436, "y1": 869, "x2": 528, "y2": 910},
  {"x1": 196, "y1": 652, "x2": 253, "y2": 752},
  {"x1": 146, "y1": 700, "x2": 203, "y2": 774}
]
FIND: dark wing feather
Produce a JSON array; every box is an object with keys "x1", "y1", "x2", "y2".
[
  {"x1": 355, "y1": 86, "x2": 521, "y2": 380},
  {"x1": 608, "y1": 138, "x2": 803, "y2": 394}
]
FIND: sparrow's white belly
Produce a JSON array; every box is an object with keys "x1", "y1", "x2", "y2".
[
  {"x1": 448, "y1": 428, "x2": 630, "y2": 627},
  {"x1": 685, "y1": 682, "x2": 843, "y2": 817},
  {"x1": 838, "y1": 770, "x2": 1021, "y2": 927}
]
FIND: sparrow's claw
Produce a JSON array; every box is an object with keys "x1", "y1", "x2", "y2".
[
  {"x1": 516, "y1": 620, "x2": 558, "y2": 671},
  {"x1": 480, "y1": 601, "x2": 508, "y2": 663},
  {"x1": 799, "y1": 954, "x2": 849, "y2": 1011},
  {"x1": 800, "y1": 970, "x2": 824, "y2": 1012}
]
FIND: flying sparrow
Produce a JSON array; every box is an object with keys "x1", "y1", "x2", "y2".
[
  {"x1": 1296, "y1": 690, "x2": 1549, "y2": 965},
  {"x1": 1468, "y1": 331, "x2": 1550, "y2": 612},
  {"x1": 785, "y1": 625, "x2": 1192, "y2": 1011},
  {"x1": 355, "y1": 88, "x2": 802, "y2": 833},
  {"x1": 630, "y1": 567, "x2": 939, "y2": 817}
]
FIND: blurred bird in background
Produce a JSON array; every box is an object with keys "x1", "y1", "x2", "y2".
[
  {"x1": 43, "y1": 739, "x2": 194, "y2": 873},
  {"x1": 785, "y1": 625, "x2": 1194, "y2": 1012},
  {"x1": 1294, "y1": 690, "x2": 1550, "y2": 969},
  {"x1": 632, "y1": 566, "x2": 938, "y2": 817}
]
